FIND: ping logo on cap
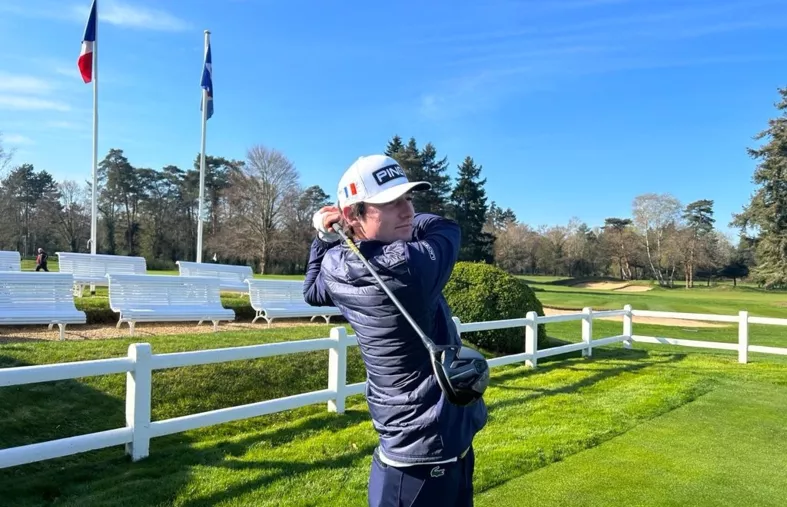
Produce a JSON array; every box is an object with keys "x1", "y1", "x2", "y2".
[{"x1": 372, "y1": 164, "x2": 406, "y2": 186}]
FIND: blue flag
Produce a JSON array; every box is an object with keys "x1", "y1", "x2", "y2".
[{"x1": 201, "y1": 41, "x2": 213, "y2": 120}]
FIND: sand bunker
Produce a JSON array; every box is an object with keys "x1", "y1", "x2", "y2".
[
  {"x1": 573, "y1": 281, "x2": 629, "y2": 290},
  {"x1": 613, "y1": 285, "x2": 653, "y2": 292},
  {"x1": 542, "y1": 307, "x2": 727, "y2": 328},
  {"x1": 572, "y1": 281, "x2": 653, "y2": 292}
]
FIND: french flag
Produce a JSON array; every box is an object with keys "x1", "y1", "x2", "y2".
[{"x1": 78, "y1": 0, "x2": 97, "y2": 83}]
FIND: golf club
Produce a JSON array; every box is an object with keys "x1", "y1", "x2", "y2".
[{"x1": 331, "y1": 222, "x2": 490, "y2": 407}]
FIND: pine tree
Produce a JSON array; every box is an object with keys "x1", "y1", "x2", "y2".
[
  {"x1": 682, "y1": 199, "x2": 715, "y2": 288},
  {"x1": 487, "y1": 201, "x2": 517, "y2": 231},
  {"x1": 417, "y1": 143, "x2": 452, "y2": 215},
  {"x1": 385, "y1": 135, "x2": 405, "y2": 157},
  {"x1": 731, "y1": 87, "x2": 787, "y2": 289},
  {"x1": 449, "y1": 156, "x2": 494, "y2": 262}
]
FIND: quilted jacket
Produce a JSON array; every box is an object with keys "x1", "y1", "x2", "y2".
[{"x1": 303, "y1": 213, "x2": 487, "y2": 464}]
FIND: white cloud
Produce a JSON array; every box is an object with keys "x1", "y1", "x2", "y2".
[
  {"x1": 0, "y1": 96, "x2": 71, "y2": 112},
  {"x1": 45, "y1": 120, "x2": 83, "y2": 130},
  {"x1": 69, "y1": 1, "x2": 191, "y2": 32},
  {"x1": 0, "y1": 1, "x2": 190, "y2": 32},
  {"x1": 0, "y1": 74, "x2": 54, "y2": 95},
  {"x1": 3, "y1": 134, "x2": 34, "y2": 145}
]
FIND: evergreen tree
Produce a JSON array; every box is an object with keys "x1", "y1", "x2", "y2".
[
  {"x1": 385, "y1": 136, "x2": 453, "y2": 215},
  {"x1": 449, "y1": 156, "x2": 494, "y2": 262},
  {"x1": 682, "y1": 199, "x2": 715, "y2": 288},
  {"x1": 417, "y1": 143, "x2": 452, "y2": 215},
  {"x1": 731, "y1": 87, "x2": 787, "y2": 289},
  {"x1": 384, "y1": 135, "x2": 405, "y2": 157},
  {"x1": 487, "y1": 201, "x2": 517, "y2": 231}
]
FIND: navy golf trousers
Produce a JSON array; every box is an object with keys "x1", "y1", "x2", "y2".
[{"x1": 368, "y1": 446, "x2": 475, "y2": 507}]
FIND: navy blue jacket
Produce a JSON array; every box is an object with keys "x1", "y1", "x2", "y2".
[{"x1": 303, "y1": 213, "x2": 487, "y2": 465}]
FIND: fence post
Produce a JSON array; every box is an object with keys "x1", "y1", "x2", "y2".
[
  {"x1": 125, "y1": 343, "x2": 152, "y2": 462},
  {"x1": 525, "y1": 311, "x2": 538, "y2": 368},
  {"x1": 582, "y1": 307, "x2": 593, "y2": 357},
  {"x1": 328, "y1": 326, "x2": 348, "y2": 414},
  {"x1": 623, "y1": 304, "x2": 633, "y2": 349},
  {"x1": 738, "y1": 311, "x2": 749, "y2": 364}
]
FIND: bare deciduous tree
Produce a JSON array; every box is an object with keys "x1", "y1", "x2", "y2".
[
  {"x1": 632, "y1": 193, "x2": 682, "y2": 286},
  {"x1": 0, "y1": 133, "x2": 16, "y2": 176},
  {"x1": 55, "y1": 180, "x2": 91, "y2": 252},
  {"x1": 226, "y1": 145, "x2": 300, "y2": 274}
]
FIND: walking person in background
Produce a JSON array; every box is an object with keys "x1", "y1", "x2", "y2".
[
  {"x1": 35, "y1": 248, "x2": 49, "y2": 272},
  {"x1": 303, "y1": 154, "x2": 487, "y2": 506}
]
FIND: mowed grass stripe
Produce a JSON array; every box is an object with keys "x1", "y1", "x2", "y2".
[{"x1": 478, "y1": 381, "x2": 787, "y2": 507}]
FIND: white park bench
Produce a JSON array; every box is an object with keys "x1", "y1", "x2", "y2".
[
  {"x1": 0, "y1": 272, "x2": 86, "y2": 340},
  {"x1": 176, "y1": 260, "x2": 254, "y2": 293},
  {"x1": 107, "y1": 273, "x2": 235, "y2": 336},
  {"x1": 0, "y1": 250, "x2": 21, "y2": 271},
  {"x1": 57, "y1": 252, "x2": 147, "y2": 296},
  {"x1": 246, "y1": 279, "x2": 342, "y2": 327}
]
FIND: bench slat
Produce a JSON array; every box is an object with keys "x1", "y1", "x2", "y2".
[
  {"x1": 245, "y1": 279, "x2": 342, "y2": 327},
  {"x1": 57, "y1": 252, "x2": 147, "y2": 292},
  {"x1": 176, "y1": 261, "x2": 253, "y2": 292},
  {"x1": 0, "y1": 251, "x2": 21, "y2": 272},
  {"x1": 108, "y1": 274, "x2": 234, "y2": 335},
  {"x1": 0, "y1": 273, "x2": 87, "y2": 339}
]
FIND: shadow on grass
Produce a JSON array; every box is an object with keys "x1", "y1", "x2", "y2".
[
  {"x1": 486, "y1": 341, "x2": 688, "y2": 412},
  {"x1": 0, "y1": 354, "x2": 150, "y2": 504},
  {"x1": 0, "y1": 351, "x2": 373, "y2": 506}
]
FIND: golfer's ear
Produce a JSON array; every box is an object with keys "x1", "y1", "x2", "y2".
[{"x1": 341, "y1": 206, "x2": 358, "y2": 225}]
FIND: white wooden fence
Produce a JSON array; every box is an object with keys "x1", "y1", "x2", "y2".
[{"x1": 1, "y1": 304, "x2": 786, "y2": 470}]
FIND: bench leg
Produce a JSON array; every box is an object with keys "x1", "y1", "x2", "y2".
[
  {"x1": 323, "y1": 315, "x2": 332, "y2": 324},
  {"x1": 197, "y1": 320, "x2": 204, "y2": 327},
  {"x1": 251, "y1": 311, "x2": 263, "y2": 324},
  {"x1": 58, "y1": 323, "x2": 66, "y2": 341},
  {"x1": 212, "y1": 320, "x2": 219, "y2": 332},
  {"x1": 128, "y1": 321, "x2": 136, "y2": 337}
]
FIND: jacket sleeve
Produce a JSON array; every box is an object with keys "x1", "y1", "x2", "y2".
[
  {"x1": 402, "y1": 213, "x2": 461, "y2": 302},
  {"x1": 303, "y1": 236, "x2": 339, "y2": 307}
]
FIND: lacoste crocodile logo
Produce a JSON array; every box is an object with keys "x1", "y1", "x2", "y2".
[{"x1": 430, "y1": 466, "x2": 445, "y2": 478}]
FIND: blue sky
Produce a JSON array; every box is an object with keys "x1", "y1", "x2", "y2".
[{"x1": 1, "y1": 0, "x2": 785, "y2": 239}]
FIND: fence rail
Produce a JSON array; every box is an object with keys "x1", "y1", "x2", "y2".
[{"x1": 1, "y1": 304, "x2": 786, "y2": 470}]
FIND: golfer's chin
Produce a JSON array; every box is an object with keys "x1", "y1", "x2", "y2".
[{"x1": 393, "y1": 225, "x2": 413, "y2": 240}]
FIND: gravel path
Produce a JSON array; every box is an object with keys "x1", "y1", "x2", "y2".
[{"x1": 0, "y1": 319, "x2": 333, "y2": 343}]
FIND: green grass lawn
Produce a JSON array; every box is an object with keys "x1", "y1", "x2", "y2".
[
  {"x1": 1, "y1": 321, "x2": 786, "y2": 506},
  {"x1": 523, "y1": 278, "x2": 787, "y2": 319},
  {"x1": 478, "y1": 380, "x2": 787, "y2": 507},
  {"x1": 2, "y1": 271, "x2": 786, "y2": 505}
]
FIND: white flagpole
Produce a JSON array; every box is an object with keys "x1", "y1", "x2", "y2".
[
  {"x1": 197, "y1": 29, "x2": 210, "y2": 263},
  {"x1": 89, "y1": 0, "x2": 99, "y2": 295}
]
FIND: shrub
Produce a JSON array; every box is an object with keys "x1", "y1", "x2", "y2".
[{"x1": 443, "y1": 262, "x2": 547, "y2": 354}]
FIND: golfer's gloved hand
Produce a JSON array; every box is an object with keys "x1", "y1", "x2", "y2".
[{"x1": 313, "y1": 207, "x2": 341, "y2": 243}]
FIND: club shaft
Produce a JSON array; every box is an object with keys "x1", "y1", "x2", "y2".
[{"x1": 332, "y1": 224, "x2": 438, "y2": 354}]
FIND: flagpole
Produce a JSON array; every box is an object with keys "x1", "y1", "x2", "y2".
[
  {"x1": 89, "y1": 0, "x2": 99, "y2": 295},
  {"x1": 197, "y1": 29, "x2": 210, "y2": 263}
]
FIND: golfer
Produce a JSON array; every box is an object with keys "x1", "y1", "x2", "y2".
[{"x1": 303, "y1": 154, "x2": 488, "y2": 506}]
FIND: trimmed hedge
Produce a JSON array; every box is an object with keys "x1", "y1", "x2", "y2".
[{"x1": 444, "y1": 262, "x2": 547, "y2": 354}]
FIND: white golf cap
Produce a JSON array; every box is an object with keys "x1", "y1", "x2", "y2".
[{"x1": 337, "y1": 154, "x2": 431, "y2": 209}]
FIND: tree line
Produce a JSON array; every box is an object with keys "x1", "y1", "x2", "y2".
[{"x1": 0, "y1": 86, "x2": 784, "y2": 287}]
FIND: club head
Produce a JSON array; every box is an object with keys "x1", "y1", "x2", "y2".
[{"x1": 432, "y1": 345, "x2": 490, "y2": 407}]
